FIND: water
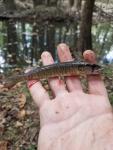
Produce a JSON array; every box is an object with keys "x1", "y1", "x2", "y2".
[{"x1": 0, "y1": 20, "x2": 113, "y2": 73}]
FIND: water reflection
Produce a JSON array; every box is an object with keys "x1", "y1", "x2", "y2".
[{"x1": 0, "y1": 20, "x2": 113, "y2": 73}]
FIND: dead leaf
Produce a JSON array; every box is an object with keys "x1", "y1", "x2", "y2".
[
  {"x1": 16, "y1": 82, "x2": 22, "y2": 87},
  {"x1": 18, "y1": 94, "x2": 26, "y2": 109},
  {"x1": 12, "y1": 82, "x2": 22, "y2": 90},
  {"x1": 0, "y1": 85, "x2": 8, "y2": 92},
  {"x1": 13, "y1": 68, "x2": 22, "y2": 73},
  {"x1": 0, "y1": 141, "x2": 8, "y2": 150},
  {"x1": 0, "y1": 126, "x2": 4, "y2": 136},
  {"x1": 26, "y1": 110, "x2": 34, "y2": 115},
  {"x1": 0, "y1": 111, "x2": 6, "y2": 125},
  {"x1": 16, "y1": 148, "x2": 20, "y2": 150},
  {"x1": 15, "y1": 121, "x2": 23, "y2": 127},
  {"x1": 0, "y1": 84, "x2": 4, "y2": 89},
  {"x1": 17, "y1": 109, "x2": 26, "y2": 119},
  {"x1": 0, "y1": 118, "x2": 6, "y2": 125}
]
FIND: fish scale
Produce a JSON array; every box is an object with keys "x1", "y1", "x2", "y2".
[{"x1": 3, "y1": 61, "x2": 101, "y2": 88}]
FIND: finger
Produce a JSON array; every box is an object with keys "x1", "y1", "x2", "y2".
[
  {"x1": 26, "y1": 69, "x2": 50, "y2": 108},
  {"x1": 83, "y1": 50, "x2": 108, "y2": 97},
  {"x1": 41, "y1": 51, "x2": 67, "y2": 96},
  {"x1": 83, "y1": 50, "x2": 96, "y2": 64},
  {"x1": 57, "y1": 43, "x2": 83, "y2": 92}
]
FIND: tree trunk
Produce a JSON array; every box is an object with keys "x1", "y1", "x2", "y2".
[
  {"x1": 3, "y1": 0, "x2": 16, "y2": 10},
  {"x1": 46, "y1": 0, "x2": 57, "y2": 6},
  {"x1": 22, "y1": 23, "x2": 28, "y2": 57},
  {"x1": 31, "y1": 24, "x2": 38, "y2": 65},
  {"x1": 6, "y1": 20, "x2": 18, "y2": 65},
  {"x1": 70, "y1": 0, "x2": 74, "y2": 7},
  {"x1": 2, "y1": 22, "x2": 8, "y2": 67},
  {"x1": 62, "y1": 0, "x2": 70, "y2": 8},
  {"x1": 39, "y1": 27, "x2": 45, "y2": 55},
  {"x1": 33, "y1": 0, "x2": 43, "y2": 6},
  {"x1": 75, "y1": 0, "x2": 82, "y2": 10},
  {"x1": 46, "y1": 25, "x2": 55, "y2": 59},
  {"x1": 77, "y1": 0, "x2": 95, "y2": 52}
]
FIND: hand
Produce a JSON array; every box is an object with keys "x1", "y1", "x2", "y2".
[{"x1": 28, "y1": 43, "x2": 113, "y2": 150}]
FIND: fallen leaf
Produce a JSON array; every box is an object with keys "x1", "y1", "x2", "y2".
[
  {"x1": 16, "y1": 147, "x2": 20, "y2": 150},
  {"x1": 13, "y1": 68, "x2": 22, "y2": 73},
  {"x1": 0, "y1": 141, "x2": 8, "y2": 150},
  {"x1": 12, "y1": 82, "x2": 22, "y2": 89},
  {"x1": 0, "y1": 126, "x2": 4, "y2": 136},
  {"x1": 15, "y1": 121, "x2": 23, "y2": 127},
  {"x1": 26, "y1": 110, "x2": 34, "y2": 115},
  {"x1": 17, "y1": 109, "x2": 26, "y2": 119},
  {"x1": 0, "y1": 85, "x2": 8, "y2": 92},
  {"x1": 18, "y1": 94, "x2": 26, "y2": 109},
  {"x1": 0, "y1": 111, "x2": 6, "y2": 125},
  {"x1": 0, "y1": 84, "x2": 4, "y2": 89}
]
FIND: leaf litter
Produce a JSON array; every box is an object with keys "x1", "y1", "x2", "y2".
[{"x1": 0, "y1": 65, "x2": 113, "y2": 149}]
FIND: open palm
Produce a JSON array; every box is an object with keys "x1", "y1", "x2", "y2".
[{"x1": 28, "y1": 44, "x2": 113, "y2": 150}]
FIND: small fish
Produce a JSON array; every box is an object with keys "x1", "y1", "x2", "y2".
[{"x1": 3, "y1": 61, "x2": 101, "y2": 88}]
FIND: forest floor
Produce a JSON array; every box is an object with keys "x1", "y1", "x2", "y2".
[{"x1": 0, "y1": 65, "x2": 113, "y2": 150}]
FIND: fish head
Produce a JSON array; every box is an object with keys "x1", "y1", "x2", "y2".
[
  {"x1": 85, "y1": 63, "x2": 102, "y2": 75},
  {"x1": 91, "y1": 64, "x2": 102, "y2": 74}
]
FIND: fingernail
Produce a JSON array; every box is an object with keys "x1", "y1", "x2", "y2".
[
  {"x1": 41, "y1": 51, "x2": 50, "y2": 59},
  {"x1": 58, "y1": 43, "x2": 69, "y2": 51}
]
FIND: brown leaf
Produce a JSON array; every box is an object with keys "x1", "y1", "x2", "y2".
[
  {"x1": 12, "y1": 82, "x2": 22, "y2": 90},
  {"x1": 13, "y1": 68, "x2": 22, "y2": 73},
  {"x1": 0, "y1": 126, "x2": 4, "y2": 136},
  {"x1": 0, "y1": 111, "x2": 6, "y2": 125},
  {"x1": 0, "y1": 84, "x2": 4, "y2": 89},
  {"x1": 15, "y1": 121, "x2": 23, "y2": 127},
  {"x1": 17, "y1": 109, "x2": 26, "y2": 119},
  {"x1": 26, "y1": 110, "x2": 34, "y2": 115},
  {"x1": 16, "y1": 148, "x2": 20, "y2": 150},
  {"x1": 18, "y1": 94, "x2": 26, "y2": 109},
  {"x1": 0, "y1": 84, "x2": 8, "y2": 92},
  {"x1": 0, "y1": 141, "x2": 8, "y2": 150}
]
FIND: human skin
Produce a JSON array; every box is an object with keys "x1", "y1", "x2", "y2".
[{"x1": 28, "y1": 43, "x2": 113, "y2": 150}]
